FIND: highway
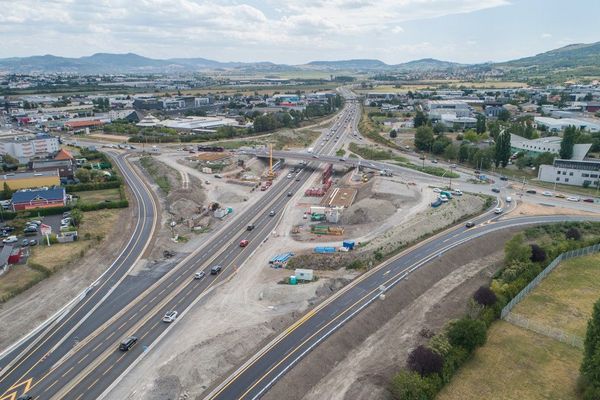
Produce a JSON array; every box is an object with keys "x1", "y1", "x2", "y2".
[
  {"x1": 0, "y1": 152, "x2": 159, "y2": 400},
  {"x1": 0, "y1": 98, "x2": 359, "y2": 399},
  {"x1": 206, "y1": 211, "x2": 600, "y2": 400}
]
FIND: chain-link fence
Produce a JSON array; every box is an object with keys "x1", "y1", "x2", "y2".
[
  {"x1": 501, "y1": 243, "x2": 600, "y2": 319},
  {"x1": 504, "y1": 312, "x2": 584, "y2": 349}
]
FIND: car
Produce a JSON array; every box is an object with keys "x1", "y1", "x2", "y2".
[
  {"x1": 567, "y1": 196, "x2": 580, "y2": 202},
  {"x1": 214, "y1": 174, "x2": 222, "y2": 179},
  {"x1": 1, "y1": 226, "x2": 14, "y2": 233},
  {"x1": 449, "y1": 164, "x2": 457, "y2": 168},
  {"x1": 526, "y1": 189, "x2": 537, "y2": 194},
  {"x1": 542, "y1": 191, "x2": 553, "y2": 197},
  {"x1": 119, "y1": 336, "x2": 138, "y2": 351},
  {"x1": 465, "y1": 221, "x2": 475, "y2": 228},
  {"x1": 16, "y1": 396, "x2": 32, "y2": 400},
  {"x1": 269, "y1": 210, "x2": 275, "y2": 217},
  {"x1": 61, "y1": 218, "x2": 72, "y2": 225},
  {"x1": 452, "y1": 189, "x2": 463, "y2": 196},
  {"x1": 239, "y1": 239, "x2": 249, "y2": 247},
  {"x1": 21, "y1": 239, "x2": 29, "y2": 247},
  {"x1": 433, "y1": 188, "x2": 442, "y2": 193},
  {"x1": 439, "y1": 195, "x2": 449, "y2": 202},
  {"x1": 247, "y1": 224, "x2": 255, "y2": 231},
  {"x1": 28, "y1": 220, "x2": 41, "y2": 226},
  {"x1": 162, "y1": 310, "x2": 178, "y2": 323},
  {"x1": 494, "y1": 207, "x2": 503, "y2": 214},
  {"x1": 287, "y1": 191, "x2": 293, "y2": 197},
  {"x1": 499, "y1": 176, "x2": 508, "y2": 181},
  {"x1": 210, "y1": 265, "x2": 222, "y2": 275},
  {"x1": 62, "y1": 211, "x2": 71, "y2": 218},
  {"x1": 312, "y1": 154, "x2": 319, "y2": 159},
  {"x1": 3, "y1": 235, "x2": 17, "y2": 244},
  {"x1": 431, "y1": 159, "x2": 438, "y2": 164},
  {"x1": 339, "y1": 157, "x2": 346, "y2": 162},
  {"x1": 506, "y1": 196, "x2": 512, "y2": 203},
  {"x1": 491, "y1": 187, "x2": 500, "y2": 193},
  {"x1": 29, "y1": 239, "x2": 38, "y2": 246},
  {"x1": 287, "y1": 173, "x2": 293, "y2": 179},
  {"x1": 555, "y1": 193, "x2": 566, "y2": 198},
  {"x1": 295, "y1": 177, "x2": 301, "y2": 182},
  {"x1": 194, "y1": 271, "x2": 206, "y2": 279},
  {"x1": 583, "y1": 198, "x2": 595, "y2": 203}
]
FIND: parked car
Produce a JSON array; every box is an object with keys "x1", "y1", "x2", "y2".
[
  {"x1": 452, "y1": 189, "x2": 463, "y2": 196},
  {"x1": 465, "y1": 221, "x2": 475, "y2": 228},
  {"x1": 210, "y1": 265, "x2": 222, "y2": 275},
  {"x1": 239, "y1": 239, "x2": 249, "y2": 247},
  {"x1": 119, "y1": 336, "x2": 138, "y2": 351},
  {"x1": 21, "y1": 239, "x2": 29, "y2": 247},
  {"x1": 433, "y1": 188, "x2": 442, "y2": 193},
  {"x1": 3, "y1": 235, "x2": 18, "y2": 243},
  {"x1": 583, "y1": 198, "x2": 595, "y2": 203},
  {"x1": 194, "y1": 271, "x2": 205, "y2": 280},
  {"x1": 542, "y1": 191, "x2": 553, "y2": 197},
  {"x1": 162, "y1": 310, "x2": 178, "y2": 323},
  {"x1": 439, "y1": 195, "x2": 449, "y2": 202},
  {"x1": 29, "y1": 239, "x2": 38, "y2": 246},
  {"x1": 567, "y1": 196, "x2": 580, "y2": 202},
  {"x1": 499, "y1": 176, "x2": 508, "y2": 181},
  {"x1": 526, "y1": 189, "x2": 537, "y2": 194},
  {"x1": 555, "y1": 193, "x2": 566, "y2": 198}
]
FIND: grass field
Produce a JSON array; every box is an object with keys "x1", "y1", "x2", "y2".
[
  {"x1": 0, "y1": 209, "x2": 122, "y2": 302},
  {"x1": 77, "y1": 188, "x2": 122, "y2": 203},
  {"x1": 511, "y1": 253, "x2": 600, "y2": 337},
  {"x1": 437, "y1": 321, "x2": 582, "y2": 400}
]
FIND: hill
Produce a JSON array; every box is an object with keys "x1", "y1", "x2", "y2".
[
  {"x1": 394, "y1": 58, "x2": 462, "y2": 70},
  {"x1": 499, "y1": 41, "x2": 600, "y2": 69},
  {"x1": 305, "y1": 59, "x2": 388, "y2": 70}
]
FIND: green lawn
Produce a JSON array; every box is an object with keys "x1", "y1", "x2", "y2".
[
  {"x1": 437, "y1": 321, "x2": 582, "y2": 400},
  {"x1": 511, "y1": 253, "x2": 600, "y2": 337},
  {"x1": 76, "y1": 188, "x2": 121, "y2": 203}
]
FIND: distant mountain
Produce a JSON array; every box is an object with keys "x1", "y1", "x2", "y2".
[
  {"x1": 499, "y1": 41, "x2": 600, "y2": 69},
  {"x1": 305, "y1": 59, "x2": 388, "y2": 70},
  {"x1": 394, "y1": 58, "x2": 462, "y2": 71}
]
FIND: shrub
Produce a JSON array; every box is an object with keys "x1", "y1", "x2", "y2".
[
  {"x1": 65, "y1": 180, "x2": 122, "y2": 193},
  {"x1": 473, "y1": 286, "x2": 497, "y2": 307},
  {"x1": 530, "y1": 244, "x2": 547, "y2": 262},
  {"x1": 440, "y1": 345, "x2": 469, "y2": 384},
  {"x1": 566, "y1": 227, "x2": 582, "y2": 241},
  {"x1": 389, "y1": 370, "x2": 438, "y2": 400},
  {"x1": 427, "y1": 334, "x2": 452, "y2": 357},
  {"x1": 447, "y1": 318, "x2": 487, "y2": 353},
  {"x1": 407, "y1": 345, "x2": 444, "y2": 377},
  {"x1": 504, "y1": 233, "x2": 532, "y2": 264}
]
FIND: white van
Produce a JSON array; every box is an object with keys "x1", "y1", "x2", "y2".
[{"x1": 506, "y1": 196, "x2": 512, "y2": 203}]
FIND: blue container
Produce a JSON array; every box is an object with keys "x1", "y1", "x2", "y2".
[
  {"x1": 289, "y1": 275, "x2": 297, "y2": 285},
  {"x1": 314, "y1": 246, "x2": 336, "y2": 254},
  {"x1": 342, "y1": 240, "x2": 355, "y2": 250}
]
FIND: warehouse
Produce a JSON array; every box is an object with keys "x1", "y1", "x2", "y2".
[{"x1": 11, "y1": 187, "x2": 66, "y2": 211}]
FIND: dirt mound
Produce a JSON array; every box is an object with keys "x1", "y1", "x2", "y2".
[{"x1": 341, "y1": 198, "x2": 396, "y2": 225}]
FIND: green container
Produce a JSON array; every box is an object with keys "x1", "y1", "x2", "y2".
[{"x1": 289, "y1": 275, "x2": 297, "y2": 285}]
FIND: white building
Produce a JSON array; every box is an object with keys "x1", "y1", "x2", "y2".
[
  {"x1": 534, "y1": 116, "x2": 600, "y2": 133},
  {"x1": 0, "y1": 133, "x2": 60, "y2": 163},
  {"x1": 538, "y1": 159, "x2": 600, "y2": 188},
  {"x1": 510, "y1": 134, "x2": 592, "y2": 161},
  {"x1": 427, "y1": 100, "x2": 472, "y2": 119}
]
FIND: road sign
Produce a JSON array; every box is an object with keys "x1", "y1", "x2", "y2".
[{"x1": 40, "y1": 223, "x2": 52, "y2": 236}]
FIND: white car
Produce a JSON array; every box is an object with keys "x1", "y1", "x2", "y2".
[
  {"x1": 286, "y1": 173, "x2": 293, "y2": 179},
  {"x1": 162, "y1": 310, "x2": 178, "y2": 323},
  {"x1": 567, "y1": 196, "x2": 580, "y2": 202},
  {"x1": 494, "y1": 207, "x2": 503, "y2": 214},
  {"x1": 542, "y1": 191, "x2": 553, "y2": 197},
  {"x1": 194, "y1": 271, "x2": 205, "y2": 280},
  {"x1": 433, "y1": 188, "x2": 442, "y2": 193},
  {"x1": 439, "y1": 195, "x2": 449, "y2": 202},
  {"x1": 452, "y1": 189, "x2": 463, "y2": 196},
  {"x1": 2, "y1": 235, "x2": 17, "y2": 244}
]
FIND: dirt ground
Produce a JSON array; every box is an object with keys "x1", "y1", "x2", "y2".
[
  {"x1": 264, "y1": 228, "x2": 522, "y2": 400},
  {"x1": 0, "y1": 207, "x2": 135, "y2": 350},
  {"x1": 509, "y1": 201, "x2": 599, "y2": 217}
]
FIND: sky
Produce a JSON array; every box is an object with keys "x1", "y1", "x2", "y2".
[{"x1": 1, "y1": 0, "x2": 600, "y2": 64}]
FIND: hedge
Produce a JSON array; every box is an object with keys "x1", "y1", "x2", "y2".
[
  {"x1": 64, "y1": 179, "x2": 122, "y2": 193},
  {"x1": 77, "y1": 200, "x2": 129, "y2": 211}
]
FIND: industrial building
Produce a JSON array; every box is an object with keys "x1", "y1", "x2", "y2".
[
  {"x1": 1, "y1": 170, "x2": 61, "y2": 190},
  {"x1": 510, "y1": 134, "x2": 591, "y2": 161},
  {"x1": 538, "y1": 159, "x2": 600, "y2": 188},
  {"x1": 0, "y1": 133, "x2": 60, "y2": 163},
  {"x1": 534, "y1": 116, "x2": 600, "y2": 133}
]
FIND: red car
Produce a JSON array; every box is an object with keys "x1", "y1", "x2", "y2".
[
  {"x1": 239, "y1": 239, "x2": 249, "y2": 247},
  {"x1": 583, "y1": 198, "x2": 595, "y2": 203}
]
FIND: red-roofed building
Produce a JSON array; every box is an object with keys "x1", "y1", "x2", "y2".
[
  {"x1": 64, "y1": 120, "x2": 103, "y2": 130},
  {"x1": 54, "y1": 148, "x2": 74, "y2": 161}
]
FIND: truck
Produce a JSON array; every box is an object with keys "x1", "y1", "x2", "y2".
[{"x1": 440, "y1": 191, "x2": 453, "y2": 200}]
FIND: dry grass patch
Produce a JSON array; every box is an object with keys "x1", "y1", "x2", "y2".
[
  {"x1": 437, "y1": 321, "x2": 582, "y2": 400},
  {"x1": 511, "y1": 253, "x2": 600, "y2": 337},
  {"x1": 77, "y1": 188, "x2": 121, "y2": 204}
]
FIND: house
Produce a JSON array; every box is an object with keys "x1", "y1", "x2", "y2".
[
  {"x1": 11, "y1": 187, "x2": 67, "y2": 211},
  {"x1": 1, "y1": 170, "x2": 61, "y2": 190},
  {"x1": 54, "y1": 148, "x2": 74, "y2": 161},
  {"x1": 30, "y1": 159, "x2": 75, "y2": 179}
]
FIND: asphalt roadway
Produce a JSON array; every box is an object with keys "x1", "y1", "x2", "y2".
[
  {"x1": 0, "y1": 152, "x2": 158, "y2": 400},
  {"x1": 207, "y1": 211, "x2": 600, "y2": 400},
  {"x1": 0, "y1": 100, "x2": 359, "y2": 399}
]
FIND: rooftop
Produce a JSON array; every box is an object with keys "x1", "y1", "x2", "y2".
[{"x1": 1, "y1": 170, "x2": 59, "y2": 180}]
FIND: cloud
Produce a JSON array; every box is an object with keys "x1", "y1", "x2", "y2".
[
  {"x1": 541, "y1": 33, "x2": 552, "y2": 39},
  {"x1": 0, "y1": 0, "x2": 511, "y2": 62}
]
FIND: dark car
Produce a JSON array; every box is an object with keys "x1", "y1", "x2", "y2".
[
  {"x1": 465, "y1": 221, "x2": 475, "y2": 228},
  {"x1": 17, "y1": 396, "x2": 33, "y2": 400},
  {"x1": 247, "y1": 224, "x2": 255, "y2": 231},
  {"x1": 583, "y1": 198, "x2": 595, "y2": 203},
  {"x1": 491, "y1": 187, "x2": 500, "y2": 193},
  {"x1": 119, "y1": 336, "x2": 138, "y2": 351},
  {"x1": 210, "y1": 265, "x2": 222, "y2": 275},
  {"x1": 526, "y1": 189, "x2": 537, "y2": 194},
  {"x1": 499, "y1": 176, "x2": 508, "y2": 181}
]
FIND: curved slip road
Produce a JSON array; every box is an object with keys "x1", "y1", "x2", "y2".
[{"x1": 206, "y1": 213, "x2": 600, "y2": 400}]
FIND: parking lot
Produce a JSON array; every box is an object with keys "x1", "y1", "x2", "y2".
[{"x1": 1, "y1": 214, "x2": 67, "y2": 248}]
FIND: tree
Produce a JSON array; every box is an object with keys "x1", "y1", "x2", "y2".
[
  {"x1": 534, "y1": 152, "x2": 555, "y2": 167},
  {"x1": 458, "y1": 145, "x2": 470, "y2": 162},
  {"x1": 494, "y1": 130, "x2": 511, "y2": 168},
  {"x1": 530, "y1": 244, "x2": 547, "y2": 262},
  {"x1": 475, "y1": 114, "x2": 486, "y2": 134},
  {"x1": 463, "y1": 129, "x2": 479, "y2": 143},
  {"x1": 566, "y1": 227, "x2": 582, "y2": 241},
  {"x1": 581, "y1": 299, "x2": 600, "y2": 392},
  {"x1": 432, "y1": 122, "x2": 446, "y2": 135},
  {"x1": 75, "y1": 168, "x2": 91, "y2": 183},
  {"x1": 2, "y1": 182, "x2": 13, "y2": 200},
  {"x1": 390, "y1": 370, "x2": 438, "y2": 400},
  {"x1": 560, "y1": 125, "x2": 578, "y2": 159},
  {"x1": 431, "y1": 136, "x2": 451, "y2": 155},
  {"x1": 447, "y1": 318, "x2": 487, "y2": 352},
  {"x1": 407, "y1": 345, "x2": 444, "y2": 377},
  {"x1": 473, "y1": 286, "x2": 497, "y2": 306},
  {"x1": 443, "y1": 144, "x2": 459, "y2": 161},
  {"x1": 488, "y1": 121, "x2": 501, "y2": 141},
  {"x1": 497, "y1": 108, "x2": 511, "y2": 122},
  {"x1": 70, "y1": 208, "x2": 83, "y2": 227},
  {"x1": 389, "y1": 129, "x2": 398, "y2": 139},
  {"x1": 504, "y1": 233, "x2": 532, "y2": 264},
  {"x1": 2, "y1": 154, "x2": 19, "y2": 165},
  {"x1": 414, "y1": 126, "x2": 434, "y2": 151},
  {"x1": 413, "y1": 110, "x2": 428, "y2": 128}
]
